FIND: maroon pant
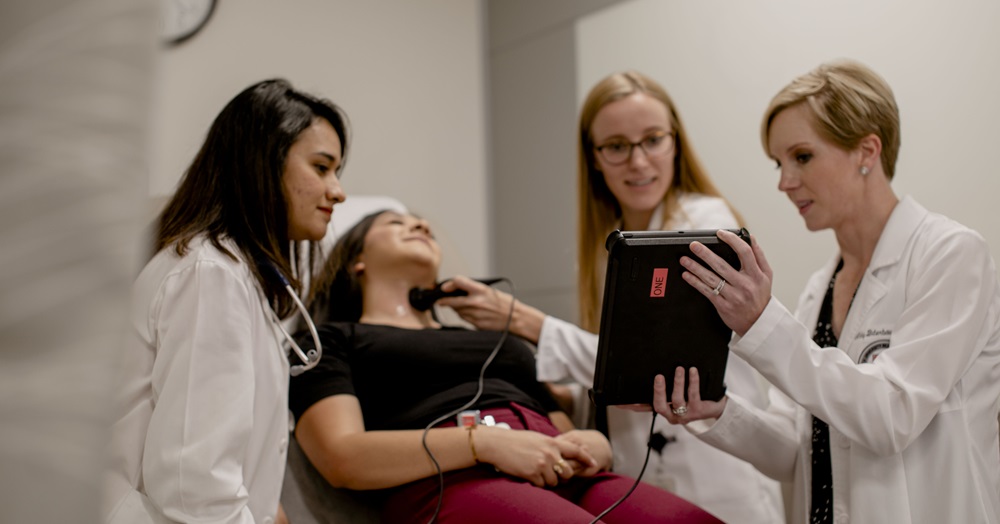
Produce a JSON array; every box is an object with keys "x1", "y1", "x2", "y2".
[{"x1": 382, "y1": 403, "x2": 722, "y2": 524}]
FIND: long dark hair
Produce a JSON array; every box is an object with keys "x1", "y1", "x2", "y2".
[
  {"x1": 155, "y1": 79, "x2": 350, "y2": 317},
  {"x1": 307, "y1": 210, "x2": 389, "y2": 323}
]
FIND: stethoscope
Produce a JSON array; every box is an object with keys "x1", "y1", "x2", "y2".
[{"x1": 262, "y1": 260, "x2": 322, "y2": 377}]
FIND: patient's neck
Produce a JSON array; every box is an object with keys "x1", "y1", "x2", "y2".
[{"x1": 358, "y1": 279, "x2": 439, "y2": 329}]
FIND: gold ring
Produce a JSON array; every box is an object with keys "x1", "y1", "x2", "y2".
[{"x1": 552, "y1": 462, "x2": 564, "y2": 475}]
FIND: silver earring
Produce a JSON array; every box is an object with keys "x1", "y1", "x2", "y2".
[{"x1": 860, "y1": 166, "x2": 870, "y2": 176}]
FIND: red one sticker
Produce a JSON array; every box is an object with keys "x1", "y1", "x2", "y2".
[{"x1": 650, "y1": 268, "x2": 668, "y2": 298}]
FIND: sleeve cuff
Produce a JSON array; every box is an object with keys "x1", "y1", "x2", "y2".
[
  {"x1": 687, "y1": 393, "x2": 754, "y2": 444},
  {"x1": 730, "y1": 297, "x2": 788, "y2": 361},
  {"x1": 536, "y1": 316, "x2": 567, "y2": 382}
]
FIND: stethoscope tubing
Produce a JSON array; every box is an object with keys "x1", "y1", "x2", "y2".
[{"x1": 272, "y1": 283, "x2": 322, "y2": 377}]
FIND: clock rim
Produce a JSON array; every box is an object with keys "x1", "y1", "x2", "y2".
[{"x1": 163, "y1": 0, "x2": 218, "y2": 47}]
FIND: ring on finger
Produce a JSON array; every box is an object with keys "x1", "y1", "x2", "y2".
[
  {"x1": 552, "y1": 461, "x2": 565, "y2": 475},
  {"x1": 671, "y1": 404, "x2": 689, "y2": 416},
  {"x1": 711, "y1": 278, "x2": 726, "y2": 296}
]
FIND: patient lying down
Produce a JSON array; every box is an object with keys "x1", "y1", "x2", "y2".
[{"x1": 289, "y1": 209, "x2": 722, "y2": 523}]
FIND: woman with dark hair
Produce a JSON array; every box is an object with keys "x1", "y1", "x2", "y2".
[
  {"x1": 289, "y1": 209, "x2": 723, "y2": 524},
  {"x1": 104, "y1": 79, "x2": 350, "y2": 524}
]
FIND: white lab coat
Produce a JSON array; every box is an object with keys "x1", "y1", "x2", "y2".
[
  {"x1": 104, "y1": 236, "x2": 291, "y2": 524},
  {"x1": 537, "y1": 193, "x2": 786, "y2": 524},
  {"x1": 690, "y1": 196, "x2": 1000, "y2": 524}
]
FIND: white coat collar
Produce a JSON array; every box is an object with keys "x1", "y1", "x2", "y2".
[
  {"x1": 799, "y1": 196, "x2": 927, "y2": 329},
  {"x1": 809, "y1": 196, "x2": 927, "y2": 283},
  {"x1": 867, "y1": 195, "x2": 928, "y2": 273},
  {"x1": 840, "y1": 196, "x2": 926, "y2": 351}
]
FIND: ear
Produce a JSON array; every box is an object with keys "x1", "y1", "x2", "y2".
[
  {"x1": 857, "y1": 134, "x2": 882, "y2": 172},
  {"x1": 352, "y1": 261, "x2": 366, "y2": 276}
]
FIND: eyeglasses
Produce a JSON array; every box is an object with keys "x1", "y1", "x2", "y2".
[{"x1": 594, "y1": 131, "x2": 675, "y2": 166}]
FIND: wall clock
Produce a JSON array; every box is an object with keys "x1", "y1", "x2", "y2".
[{"x1": 161, "y1": 0, "x2": 218, "y2": 46}]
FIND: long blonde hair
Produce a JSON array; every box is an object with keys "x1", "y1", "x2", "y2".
[{"x1": 576, "y1": 71, "x2": 743, "y2": 332}]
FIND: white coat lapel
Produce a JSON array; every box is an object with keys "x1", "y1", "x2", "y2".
[
  {"x1": 840, "y1": 197, "x2": 927, "y2": 362},
  {"x1": 840, "y1": 276, "x2": 888, "y2": 362}
]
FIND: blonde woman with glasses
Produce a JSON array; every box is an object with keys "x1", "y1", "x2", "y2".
[{"x1": 439, "y1": 71, "x2": 785, "y2": 524}]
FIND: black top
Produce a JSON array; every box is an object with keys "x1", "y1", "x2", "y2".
[
  {"x1": 289, "y1": 322, "x2": 561, "y2": 430},
  {"x1": 810, "y1": 262, "x2": 842, "y2": 523}
]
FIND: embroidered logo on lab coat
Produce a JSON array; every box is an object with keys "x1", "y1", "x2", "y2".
[{"x1": 859, "y1": 339, "x2": 890, "y2": 363}]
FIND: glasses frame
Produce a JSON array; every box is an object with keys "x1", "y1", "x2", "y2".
[{"x1": 594, "y1": 130, "x2": 675, "y2": 166}]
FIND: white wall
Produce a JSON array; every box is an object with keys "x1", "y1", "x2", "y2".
[
  {"x1": 577, "y1": 0, "x2": 1000, "y2": 306},
  {"x1": 151, "y1": 0, "x2": 489, "y2": 278}
]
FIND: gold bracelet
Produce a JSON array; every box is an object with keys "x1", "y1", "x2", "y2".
[{"x1": 466, "y1": 425, "x2": 480, "y2": 463}]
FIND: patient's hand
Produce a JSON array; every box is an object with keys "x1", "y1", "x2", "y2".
[
  {"x1": 438, "y1": 276, "x2": 545, "y2": 344},
  {"x1": 475, "y1": 427, "x2": 597, "y2": 487},
  {"x1": 555, "y1": 430, "x2": 612, "y2": 477}
]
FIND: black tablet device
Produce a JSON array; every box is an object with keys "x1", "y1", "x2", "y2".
[{"x1": 589, "y1": 228, "x2": 750, "y2": 407}]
